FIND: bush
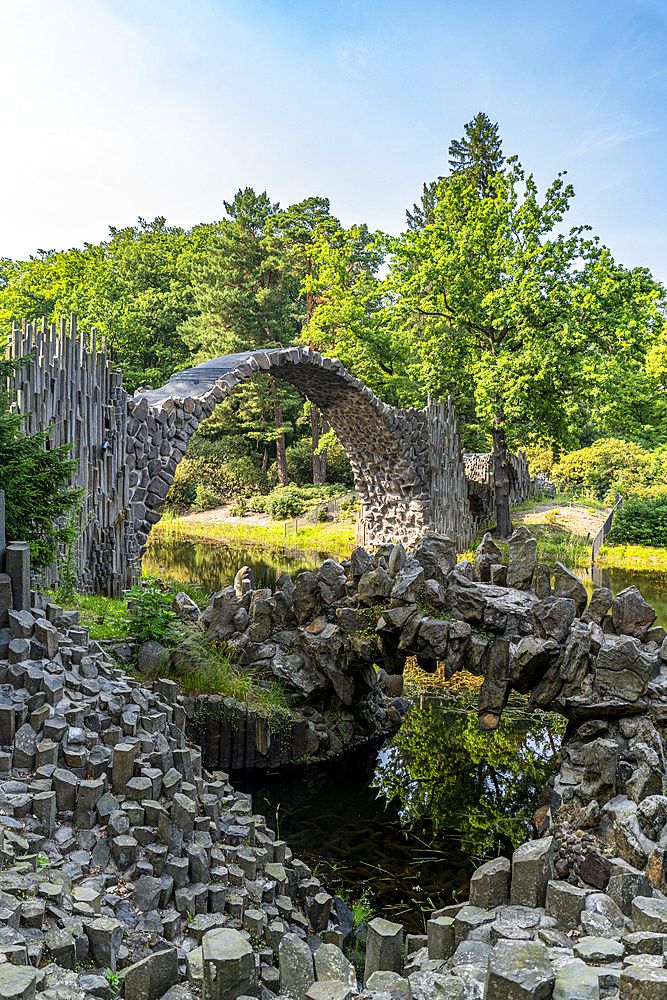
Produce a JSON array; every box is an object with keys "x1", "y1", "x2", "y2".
[
  {"x1": 552, "y1": 438, "x2": 665, "y2": 494},
  {"x1": 124, "y1": 583, "x2": 178, "y2": 643},
  {"x1": 166, "y1": 455, "x2": 269, "y2": 508},
  {"x1": 247, "y1": 495, "x2": 266, "y2": 512},
  {"x1": 265, "y1": 485, "x2": 311, "y2": 520},
  {"x1": 192, "y1": 482, "x2": 223, "y2": 512},
  {"x1": 610, "y1": 491, "x2": 667, "y2": 546},
  {"x1": 0, "y1": 357, "x2": 84, "y2": 568},
  {"x1": 263, "y1": 482, "x2": 349, "y2": 520}
]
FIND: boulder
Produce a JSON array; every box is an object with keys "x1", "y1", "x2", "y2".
[
  {"x1": 594, "y1": 638, "x2": 655, "y2": 701},
  {"x1": 137, "y1": 640, "x2": 167, "y2": 675},
  {"x1": 201, "y1": 587, "x2": 240, "y2": 640},
  {"x1": 297, "y1": 624, "x2": 353, "y2": 705},
  {"x1": 292, "y1": 572, "x2": 321, "y2": 625},
  {"x1": 203, "y1": 928, "x2": 256, "y2": 1000},
  {"x1": 506, "y1": 526, "x2": 537, "y2": 591},
  {"x1": 279, "y1": 933, "x2": 315, "y2": 997},
  {"x1": 387, "y1": 543, "x2": 406, "y2": 579},
  {"x1": 173, "y1": 592, "x2": 199, "y2": 622},
  {"x1": 581, "y1": 738, "x2": 618, "y2": 805},
  {"x1": 484, "y1": 940, "x2": 554, "y2": 1000},
  {"x1": 390, "y1": 566, "x2": 425, "y2": 606},
  {"x1": 358, "y1": 568, "x2": 394, "y2": 607},
  {"x1": 413, "y1": 534, "x2": 457, "y2": 586},
  {"x1": 533, "y1": 598, "x2": 576, "y2": 644},
  {"x1": 611, "y1": 586, "x2": 657, "y2": 640},
  {"x1": 582, "y1": 587, "x2": 613, "y2": 625},
  {"x1": 534, "y1": 564, "x2": 551, "y2": 600},
  {"x1": 472, "y1": 533, "x2": 503, "y2": 584},
  {"x1": 350, "y1": 547, "x2": 375, "y2": 578},
  {"x1": 509, "y1": 636, "x2": 558, "y2": 693},
  {"x1": 553, "y1": 562, "x2": 588, "y2": 617}
]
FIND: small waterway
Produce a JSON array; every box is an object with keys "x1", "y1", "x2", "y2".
[{"x1": 234, "y1": 696, "x2": 561, "y2": 933}]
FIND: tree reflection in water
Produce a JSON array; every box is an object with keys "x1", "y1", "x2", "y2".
[
  {"x1": 144, "y1": 538, "x2": 322, "y2": 595},
  {"x1": 372, "y1": 696, "x2": 566, "y2": 860}
]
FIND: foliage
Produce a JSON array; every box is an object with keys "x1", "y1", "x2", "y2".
[
  {"x1": 552, "y1": 438, "x2": 667, "y2": 497},
  {"x1": 284, "y1": 435, "x2": 354, "y2": 488},
  {"x1": 349, "y1": 889, "x2": 374, "y2": 927},
  {"x1": 598, "y1": 543, "x2": 667, "y2": 573},
  {"x1": 0, "y1": 357, "x2": 84, "y2": 568},
  {"x1": 610, "y1": 493, "x2": 667, "y2": 546},
  {"x1": 372, "y1": 696, "x2": 565, "y2": 856},
  {"x1": 105, "y1": 969, "x2": 120, "y2": 994},
  {"x1": 166, "y1": 454, "x2": 268, "y2": 509},
  {"x1": 264, "y1": 483, "x2": 348, "y2": 520},
  {"x1": 123, "y1": 583, "x2": 178, "y2": 644},
  {"x1": 160, "y1": 624, "x2": 290, "y2": 711},
  {"x1": 0, "y1": 218, "x2": 224, "y2": 393}
]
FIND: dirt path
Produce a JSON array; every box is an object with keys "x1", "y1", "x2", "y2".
[
  {"x1": 512, "y1": 498, "x2": 610, "y2": 538},
  {"x1": 175, "y1": 504, "x2": 275, "y2": 527}
]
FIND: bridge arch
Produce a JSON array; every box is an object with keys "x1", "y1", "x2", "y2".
[
  {"x1": 7, "y1": 318, "x2": 473, "y2": 594},
  {"x1": 132, "y1": 347, "x2": 437, "y2": 557}
]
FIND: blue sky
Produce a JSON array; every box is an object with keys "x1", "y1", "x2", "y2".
[{"x1": 2, "y1": 0, "x2": 666, "y2": 279}]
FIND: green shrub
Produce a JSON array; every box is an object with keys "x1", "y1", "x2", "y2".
[
  {"x1": 193, "y1": 482, "x2": 223, "y2": 512},
  {"x1": 247, "y1": 495, "x2": 266, "y2": 512},
  {"x1": 0, "y1": 357, "x2": 84, "y2": 567},
  {"x1": 263, "y1": 482, "x2": 348, "y2": 520},
  {"x1": 124, "y1": 584, "x2": 178, "y2": 643},
  {"x1": 610, "y1": 492, "x2": 667, "y2": 546},
  {"x1": 265, "y1": 485, "x2": 310, "y2": 520},
  {"x1": 552, "y1": 438, "x2": 665, "y2": 494},
  {"x1": 166, "y1": 455, "x2": 269, "y2": 508}
]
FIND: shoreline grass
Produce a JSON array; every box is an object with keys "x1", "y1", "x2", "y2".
[
  {"x1": 152, "y1": 512, "x2": 357, "y2": 559},
  {"x1": 598, "y1": 542, "x2": 667, "y2": 575}
]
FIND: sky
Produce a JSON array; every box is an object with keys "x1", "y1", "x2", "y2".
[{"x1": 1, "y1": 0, "x2": 667, "y2": 279}]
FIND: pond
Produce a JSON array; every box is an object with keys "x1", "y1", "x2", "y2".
[
  {"x1": 143, "y1": 534, "x2": 663, "y2": 929},
  {"x1": 144, "y1": 536, "x2": 667, "y2": 627},
  {"x1": 235, "y1": 696, "x2": 563, "y2": 933}
]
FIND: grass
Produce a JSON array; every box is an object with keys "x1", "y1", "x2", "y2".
[
  {"x1": 54, "y1": 588, "x2": 292, "y2": 714},
  {"x1": 153, "y1": 512, "x2": 357, "y2": 560},
  {"x1": 141, "y1": 623, "x2": 291, "y2": 713},
  {"x1": 56, "y1": 592, "x2": 133, "y2": 641},
  {"x1": 598, "y1": 542, "x2": 667, "y2": 574}
]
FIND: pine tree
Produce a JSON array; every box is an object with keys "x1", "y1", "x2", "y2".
[
  {"x1": 406, "y1": 114, "x2": 505, "y2": 231},
  {"x1": 448, "y1": 112, "x2": 504, "y2": 197}
]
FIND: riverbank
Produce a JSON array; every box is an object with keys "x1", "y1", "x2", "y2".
[{"x1": 153, "y1": 510, "x2": 357, "y2": 560}]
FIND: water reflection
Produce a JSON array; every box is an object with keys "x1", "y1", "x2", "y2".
[
  {"x1": 574, "y1": 566, "x2": 667, "y2": 629},
  {"x1": 372, "y1": 696, "x2": 563, "y2": 859},
  {"x1": 237, "y1": 698, "x2": 563, "y2": 932},
  {"x1": 145, "y1": 538, "x2": 666, "y2": 628},
  {"x1": 143, "y1": 538, "x2": 322, "y2": 594}
]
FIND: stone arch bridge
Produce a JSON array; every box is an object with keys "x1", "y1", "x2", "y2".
[{"x1": 6, "y1": 318, "x2": 527, "y2": 595}]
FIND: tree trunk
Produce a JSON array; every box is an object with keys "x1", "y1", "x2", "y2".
[
  {"x1": 275, "y1": 404, "x2": 288, "y2": 486},
  {"x1": 311, "y1": 404, "x2": 320, "y2": 485},
  {"x1": 262, "y1": 447, "x2": 269, "y2": 473},
  {"x1": 492, "y1": 424, "x2": 512, "y2": 538},
  {"x1": 319, "y1": 417, "x2": 329, "y2": 483}
]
